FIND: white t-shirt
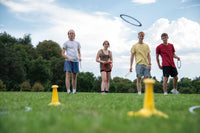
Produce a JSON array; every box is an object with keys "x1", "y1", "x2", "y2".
[{"x1": 63, "y1": 40, "x2": 81, "y2": 62}]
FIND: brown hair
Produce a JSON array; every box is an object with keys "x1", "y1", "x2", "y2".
[
  {"x1": 103, "y1": 40, "x2": 110, "y2": 47},
  {"x1": 138, "y1": 31, "x2": 145, "y2": 36},
  {"x1": 161, "y1": 33, "x2": 168, "y2": 38}
]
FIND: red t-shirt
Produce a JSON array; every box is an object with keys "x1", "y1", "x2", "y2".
[{"x1": 156, "y1": 43, "x2": 175, "y2": 67}]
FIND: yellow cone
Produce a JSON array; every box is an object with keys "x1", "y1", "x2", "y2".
[
  {"x1": 129, "y1": 78, "x2": 168, "y2": 118},
  {"x1": 48, "y1": 85, "x2": 61, "y2": 106}
]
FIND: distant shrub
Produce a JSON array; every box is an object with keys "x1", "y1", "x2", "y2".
[
  {"x1": 20, "y1": 81, "x2": 31, "y2": 91},
  {"x1": 179, "y1": 87, "x2": 193, "y2": 94},
  {"x1": 32, "y1": 82, "x2": 45, "y2": 92},
  {"x1": 0, "y1": 80, "x2": 6, "y2": 91}
]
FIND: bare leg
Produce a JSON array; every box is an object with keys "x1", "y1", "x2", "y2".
[
  {"x1": 101, "y1": 72, "x2": 107, "y2": 92},
  {"x1": 72, "y1": 73, "x2": 77, "y2": 90},
  {"x1": 105, "y1": 72, "x2": 111, "y2": 91},
  {"x1": 66, "y1": 71, "x2": 71, "y2": 92},
  {"x1": 173, "y1": 75, "x2": 178, "y2": 89},
  {"x1": 137, "y1": 77, "x2": 142, "y2": 92},
  {"x1": 163, "y1": 76, "x2": 169, "y2": 93}
]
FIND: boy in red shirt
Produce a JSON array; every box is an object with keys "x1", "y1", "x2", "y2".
[{"x1": 156, "y1": 33, "x2": 180, "y2": 95}]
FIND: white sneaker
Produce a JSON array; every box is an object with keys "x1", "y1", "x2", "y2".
[
  {"x1": 101, "y1": 92, "x2": 106, "y2": 95},
  {"x1": 164, "y1": 92, "x2": 168, "y2": 95},
  {"x1": 171, "y1": 89, "x2": 179, "y2": 94},
  {"x1": 138, "y1": 92, "x2": 141, "y2": 95},
  {"x1": 175, "y1": 89, "x2": 179, "y2": 95}
]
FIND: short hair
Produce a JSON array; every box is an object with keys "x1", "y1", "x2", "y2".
[
  {"x1": 68, "y1": 29, "x2": 75, "y2": 35},
  {"x1": 103, "y1": 40, "x2": 110, "y2": 46},
  {"x1": 138, "y1": 32, "x2": 145, "y2": 36},
  {"x1": 161, "y1": 33, "x2": 168, "y2": 38}
]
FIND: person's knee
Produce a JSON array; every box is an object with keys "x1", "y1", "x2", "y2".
[{"x1": 174, "y1": 76, "x2": 178, "y2": 81}]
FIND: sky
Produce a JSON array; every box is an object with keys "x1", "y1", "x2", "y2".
[{"x1": 0, "y1": 0, "x2": 200, "y2": 81}]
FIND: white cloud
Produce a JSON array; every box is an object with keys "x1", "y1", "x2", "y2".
[
  {"x1": 145, "y1": 17, "x2": 200, "y2": 52},
  {"x1": 132, "y1": 0, "x2": 156, "y2": 4}
]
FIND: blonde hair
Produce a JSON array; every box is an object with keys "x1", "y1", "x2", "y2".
[
  {"x1": 138, "y1": 31, "x2": 145, "y2": 36},
  {"x1": 103, "y1": 40, "x2": 110, "y2": 47}
]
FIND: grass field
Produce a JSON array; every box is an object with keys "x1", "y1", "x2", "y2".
[{"x1": 0, "y1": 92, "x2": 200, "y2": 133}]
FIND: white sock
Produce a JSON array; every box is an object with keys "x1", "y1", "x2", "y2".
[
  {"x1": 138, "y1": 92, "x2": 141, "y2": 95},
  {"x1": 67, "y1": 89, "x2": 71, "y2": 93},
  {"x1": 73, "y1": 89, "x2": 76, "y2": 93},
  {"x1": 164, "y1": 92, "x2": 168, "y2": 95}
]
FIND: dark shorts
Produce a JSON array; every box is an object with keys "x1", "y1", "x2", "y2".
[
  {"x1": 162, "y1": 66, "x2": 178, "y2": 77},
  {"x1": 100, "y1": 69, "x2": 111, "y2": 72},
  {"x1": 64, "y1": 60, "x2": 79, "y2": 73}
]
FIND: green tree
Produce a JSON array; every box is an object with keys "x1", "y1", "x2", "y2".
[
  {"x1": 77, "y1": 72, "x2": 95, "y2": 92},
  {"x1": 28, "y1": 56, "x2": 52, "y2": 90},
  {"x1": 93, "y1": 76, "x2": 102, "y2": 92},
  {"x1": 178, "y1": 77, "x2": 196, "y2": 94},
  {"x1": 192, "y1": 77, "x2": 200, "y2": 93},
  {"x1": 49, "y1": 57, "x2": 65, "y2": 91},
  {"x1": 36, "y1": 40, "x2": 62, "y2": 60},
  {"x1": 112, "y1": 77, "x2": 132, "y2": 93}
]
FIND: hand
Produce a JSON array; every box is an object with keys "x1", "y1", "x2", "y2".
[
  {"x1": 148, "y1": 65, "x2": 151, "y2": 71},
  {"x1": 130, "y1": 67, "x2": 132, "y2": 72},
  {"x1": 177, "y1": 57, "x2": 180, "y2": 61},
  {"x1": 68, "y1": 58, "x2": 72, "y2": 62},
  {"x1": 107, "y1": 61, "x2": 112, "y2": 63},
  {"x1": 159, "y1": 65, "x2": 162, "y2": 70},
  {"x1": 79, "y1": 58, "x2": 82, "y2": 62},
  {"x1": 101, "y1": 61, "x2": 106, "y2": 64}
]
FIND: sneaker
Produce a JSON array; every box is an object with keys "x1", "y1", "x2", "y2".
[
  {"x1": 138, "y1": 92, "x2": 141, "y2": 95},
  {"x1": 67, "y1": 92, "x2": 71, "y2": 94},
  {"x1": 72, "y1": 92, "x2": 76, "y2": 94},
  {"x1": 101, "y1": 92, "x2": 106, "y2": 95},
  {"x1": 171, "y1": 89, "x2": 179, "y2": 94},
  {"x1": 164, "y1": 92, "x2": 168, "y2": 95}
]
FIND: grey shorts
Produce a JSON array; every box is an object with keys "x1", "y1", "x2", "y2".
[{"x1": 136, "y1": 64, "x2": 151, "y2": 78}]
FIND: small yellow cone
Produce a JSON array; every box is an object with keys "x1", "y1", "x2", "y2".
[
  {"x1": 129, "y1": 78, "x2": 168, "y2": 118},
  {"x1": 48, "y1": 85, "x2": 61, "y2": 106}
]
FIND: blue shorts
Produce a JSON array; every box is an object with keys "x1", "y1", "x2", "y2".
[
  {"x1": 136, "y1": 64, "x2": 151, "y2": 78},
  {"x1": 64, "y1": 60, "x2": 79, "y2": 73}
]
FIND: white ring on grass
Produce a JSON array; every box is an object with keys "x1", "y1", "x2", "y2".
[
  {"x1": 189, "y1": 106, "x2": 200, "y2": 114},
  {"x1": 25, "y1": 106, "x2": 32, "y2": 112}
]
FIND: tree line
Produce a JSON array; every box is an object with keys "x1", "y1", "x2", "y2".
[{"x1": 0, "y1": 32, "x2": 199, "y2": 94}]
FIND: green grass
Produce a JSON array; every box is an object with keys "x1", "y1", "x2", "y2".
[{"x1": 0, "y1": 92, "x2": 200, "y2": 133}]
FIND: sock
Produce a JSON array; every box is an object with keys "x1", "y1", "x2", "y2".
[
  {"x1": 73, "y1": 89, "x2": 76, "y2": 93},
  {"x1": 67, "y1": 89, "x2": 71, "y2": 93},
  {"x1": 138, "y1": 92, "x2": 141, "y2": 95}
]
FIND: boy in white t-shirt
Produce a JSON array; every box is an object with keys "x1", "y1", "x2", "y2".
[{"x1": 62, "y1": 29, "x2": 81, "y2": 94}]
